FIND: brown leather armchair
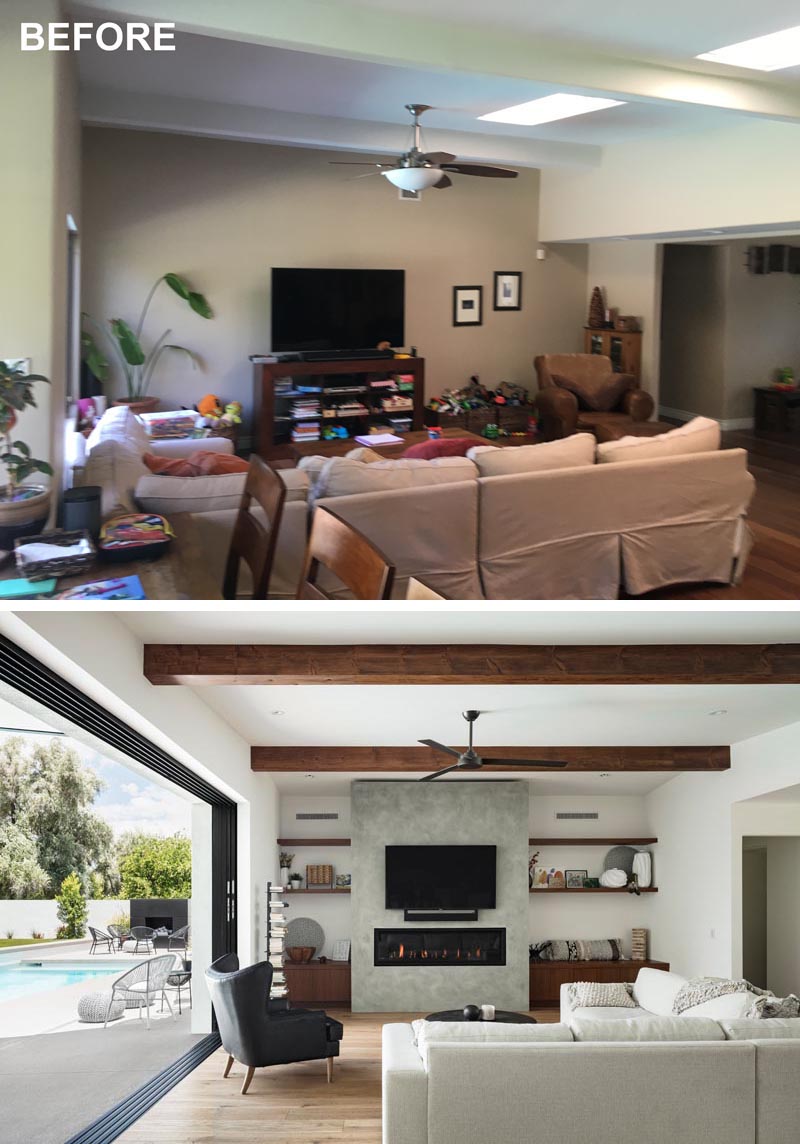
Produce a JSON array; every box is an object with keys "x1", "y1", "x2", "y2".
[{"x1": 534, "y1": 353, "x2": 654, "y2": 441}]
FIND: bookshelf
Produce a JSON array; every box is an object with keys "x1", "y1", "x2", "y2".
[{"x1": 266, "y1": 881, "x2": 289, "y2": 1002}]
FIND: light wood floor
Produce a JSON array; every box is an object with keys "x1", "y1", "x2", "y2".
[{"x1": 117, "y1": 1009, "x2": 557, "y2": 1144}]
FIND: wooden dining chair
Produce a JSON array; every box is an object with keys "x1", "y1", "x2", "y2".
[
  {"x1": 297, "y1": 506, "x2": 395, "y2": 599},
  {"x1": 223, "y1": 455, "x2": 286, "y2": 600},
  {"x1": 406, "y1": 576, "x2": 448, "y2": 600}
]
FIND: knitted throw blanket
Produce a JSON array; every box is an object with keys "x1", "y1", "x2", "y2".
[{"x1": 672, "y1": 978, "x2": 767, "y2": 1015}]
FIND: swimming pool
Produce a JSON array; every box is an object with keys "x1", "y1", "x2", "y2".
[{"x1": 0, "y1": 961, "x2": 121, "y2": 1002}]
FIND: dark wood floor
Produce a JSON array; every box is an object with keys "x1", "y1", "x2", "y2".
[{"x1": 648, "y1": 429, "x2": 800, "y2": 600}]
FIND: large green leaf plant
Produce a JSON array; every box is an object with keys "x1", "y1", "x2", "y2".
[
  {"x1": 82, "y1": 272, "x2": 213, "y2": 401},
  {"x1": 0, "y1": 361, "x2": 54, "y2": 502}
]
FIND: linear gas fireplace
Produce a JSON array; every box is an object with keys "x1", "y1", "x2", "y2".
[{"x1": 374, "y1": 928, "x2": 506, "y2": 967}]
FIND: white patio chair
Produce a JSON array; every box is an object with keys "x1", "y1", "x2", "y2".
[{"x1": 104, "y1": 954, "x2": 177, "y2": 1030}]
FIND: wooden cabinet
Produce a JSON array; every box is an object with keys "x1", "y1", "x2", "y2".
[
  {"x1": 283, "y1": 960, "x2": 351, "y2": 1005},
  {"x1": 753, "y1": 386, "x2": 800, "y2": 434},
  {"x1": 529, "y1": 958, "x2": 669, "y2": 1007},
  {"x1": 584, "y1": 327, "x2": 642, "y2": 380}
]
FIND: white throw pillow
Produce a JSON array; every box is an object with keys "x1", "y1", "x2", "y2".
[
  {"x1": 413, "y1": 1020, "x2": 572, "y2": 1064},
  {"x1": 568, "y1": 981, "x2": 636, "y2": 1008},
  {"x1": 596, "y1": 416, "x2": 720, "y2": 464},
  {"x1": 467, "y1": 432, "x2": 595, "y2": 478},
  {"x1": 720, "y1": 1017, "x2": 800, "y2": 1040},
  {"x1": 632, "y1": 968, "x2": 688, "y2": 1016},
  {"x1": 87, "y1": 405, "x2": 149, "y2": 454},
  {"x1": 680, "y1": 991, "x2": 762, "y2": 1019},
  {"x1": 313, "y1": 455, "x2": 477, "y2": 501},
  {"x1": 135, "y1": 472, "x2": 247, "y2": 515},
  {"x1": 571, "y1": 1015, "x2": 725, "y2": 1042}
]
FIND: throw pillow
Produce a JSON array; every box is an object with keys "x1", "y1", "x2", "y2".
[
  {"x1": 143, "y1": 451, "x2": 250, "y2": 477},
  {"x1": 596, "y1": 416, "x2": 721, "y2": 464},
  {"x1": 466, "y1": 433, "x2": 595, "y2": 478},
  {"x1": 746, "y1": 993, "x2": 800, "y2": 1019},
  {"x1": 530, "y1": 939, "x2": 622, "y2": 962},
  {"x1": 551, "y1": 371, "x2": 635, "y2": 412},
  {"x1": 567, "y1": 981, "x2": 636, "y2": 1008},
  {"x1": 632, "y1": 968, "x2": 688, "y2": 1016},
  {"x1": 403, "y1": 437, "x2": 478, "y2": 460},
  {"x1": 311, "y1": 455, "x2": 477, "y2": 502},
  {"x1": 143, "y1": 453, "x2": 197, "y2": 477}
]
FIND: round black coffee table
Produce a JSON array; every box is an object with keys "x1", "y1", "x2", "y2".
[{"x1": 426, "y1": 1009, "x2": 537, "y2": 1024}]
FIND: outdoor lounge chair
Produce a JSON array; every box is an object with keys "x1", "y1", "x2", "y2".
[
  {"x1": 88, "y1": 926, "x2": 115, "y2": 955},
  {"x1": 168, "y1": 924, "x2": 190, "y2": 953},
  {"x1": 104, "y1": 955, "x2": 177, "y2": 1030},
  {"x1": 205, "y1": 953, "x2": 343, "y2": 1094},
  {"x1": 125, "y1": 926, "x2": 156, "y2": 955},
  {"x1": 108, "y1": 924, "x2": 129, "y2": 950}
]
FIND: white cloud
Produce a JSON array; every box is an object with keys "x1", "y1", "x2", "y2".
[
  {"x1": 99, "y1": 786, "x2": 192, "y2": 837},
  {"x1": 120, "y1": 781, "x2": 140, "y2": 796}
]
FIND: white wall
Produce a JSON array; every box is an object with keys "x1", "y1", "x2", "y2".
[
  {"x1": 0, "y1": 899, "x2": 128, "y2": 940},
  {"x1": 764, "y1": 836, "x2": 800, "y2": 996},
  {"x1": 647, "y1": 719, "x2": 800, "y2": 979}
]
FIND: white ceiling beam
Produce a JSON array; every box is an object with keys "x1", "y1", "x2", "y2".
[
  {"x1": 71, "y1": 0, "x2": 800, "y2": 122},
  {"x1": 80, "y1": 88, "x2": 601, "y2": 167}
]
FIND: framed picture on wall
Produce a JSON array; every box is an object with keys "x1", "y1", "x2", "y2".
[
  {"x1": 493, "y1": 271, "x2": 522, "y2": 311},
  {"x1": 453, "y1": 285, "x2": 483, "y2": 326},
  {"x1": 565, "y1": 869, "x2": 588, "y2": 889}
]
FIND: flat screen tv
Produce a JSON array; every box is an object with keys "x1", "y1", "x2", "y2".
[
  {"x1": 271, "y1": 267, "x2": 405, "y2": 353},
  {"x1": 385, "y1": 845, "x2": 496, "y2": 910}
]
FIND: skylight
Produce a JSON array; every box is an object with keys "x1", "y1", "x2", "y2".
[
  {"x1": 479, "y1": 94, "x2": 625, "y2": 126},
  {"x1": 696, "y1": 25, "x2": 800, "y2": 71}
]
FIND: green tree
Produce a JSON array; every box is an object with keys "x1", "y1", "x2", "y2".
[
  {"x1": 118, "y1": 832, "x2": 191, "y2": 899},
  {"x1": 56, "y1": 872, "x2": 88, "y2": 938},
  {"x1": 0, "y1": 736, "x2": 116, "y2": 897},
  {"x1": 0, "y1": 821, "x2": 49, "y2": 898}
]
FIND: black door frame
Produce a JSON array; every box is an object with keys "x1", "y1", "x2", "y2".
[{"x1": 0, "y1": 634, "x2": 238, "y2": 1140}]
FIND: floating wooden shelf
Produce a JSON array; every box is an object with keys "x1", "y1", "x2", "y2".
[
  {"x1": 530, "y1": 887, "x2": 657, "y2": 894},
  {"x1": 529, "y1": 838, "x2": 657, "y2": 846},
  {"x1": 284, "y1": 888, "x2": 351, "y2": 894},
  {"x1": 278, "y1": 838, "x2": 351, "y2": 846}
]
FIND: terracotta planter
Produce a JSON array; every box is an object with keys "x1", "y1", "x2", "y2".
[
  {"x1": 0, "y1": 485, "x2": 51, "y2": 549},
  {"x1": 112, "y1": 396, "x2": 160, "y2": 415}
]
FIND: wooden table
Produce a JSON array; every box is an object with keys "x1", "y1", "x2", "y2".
[
  {"x1": 1, "y1": 513, "x2": 222, "y2": 600},
  {"x1": 277, "y1": 426, "x2": 539, "y2": 464}
]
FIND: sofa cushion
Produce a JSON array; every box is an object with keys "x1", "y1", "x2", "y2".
[
  {"x1": 570, "y1": 1005, "x2": 649, "y2": 1022},
  {"x1": 413, "y1": 1020, "x2": 573, "y2": 1065},
  {"x1": 597, "y1": 416, "x2": 721, "y2": 464},
  {"x1": 87, "y1": 405, "x2": 149, "y2": 454},
  {"x1": 344, "y1": 446, "x2": 385, "y2": 464},
  {"x1": 552, "y1": 371, "x2": 635, "y2": 412},
  {"x1": 568, "y1": 982, "x2": 636, "y2": 1008},
  {"x1": 135, "y1": 472, "x2": 247, "y2": 514},
  {"x1": 721, "y1": 1018, "x2": 800, "y2": 1040},
  {"x1": 632, "y1": 967, "x2": 688, "y2": 1016},
  {"x1": 466, "y1": 433, "x2": 595, "y2": 477},
  {"x1": 681, "y1": 992, "x2": 763, "y2": 1020},
  {"x1": 403, "y1": 437, "x2": 478, "y2": 460},
  {"x1": 571, "y1": 1015, "x2": 725, "y2": 1042},
  {"x1": 312, "y1": 455, "x2": 477, "y2": 501}
]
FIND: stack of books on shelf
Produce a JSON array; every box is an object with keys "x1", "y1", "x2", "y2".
[
  {"x1": 267, "y1": 882, "x2": 289, "y2": 1001},
  {"x1": 291, "y1": 398, "x2": 321, "y2": 420},
  {"x1": 291, "y1": 423, "x2": 321, "y2": 442},
  {"x1": 369, "y1": 378, "x2": 397, "y2": 392},
  {"x1": 386, "y1": 415, "x2": 412, "y2": 433}
]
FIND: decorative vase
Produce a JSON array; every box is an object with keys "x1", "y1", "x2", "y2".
[
  {"x1": 632, "y1": 852, "x2": 652, "y2": 889},
  {"x1": 599, "y1": 868, "x2": 627, "y2": 888},
  {"x1": 463, "y1": 1004, "x2": 481, "y2": 1021},
  {"x1": 280, "y1": 866, "x2": 290, "y2": 884},
  {"x1": 0, "y1": 485, "x2": 51, "y2": 549}
]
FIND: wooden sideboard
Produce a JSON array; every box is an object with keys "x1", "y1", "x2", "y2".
[
  {"x1": 584, "y1": 327, "x2": 642, "y2": 380},
  {"x1": 283, "y1": 959, "x2": 351, "y2": 1005},
  {"x1": 529, "y1": 958, "x2": 669, "y2": 1008}
]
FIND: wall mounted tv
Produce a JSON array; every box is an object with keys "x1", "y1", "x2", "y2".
[
  {"x1": 385, "y1": 845, "x2": 496, "y2": 910},
  {"x1": 271, "y1": 267, "x2": 405, "y2": 353}
]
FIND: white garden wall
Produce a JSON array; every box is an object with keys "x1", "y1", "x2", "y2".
[{"x1": 0, "y1": 899, "x2": 129, "y2": 940}]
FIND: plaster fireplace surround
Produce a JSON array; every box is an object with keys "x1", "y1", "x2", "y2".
[{"x1": 351, "y1": 780, "x2": 528, "y2": 1012}]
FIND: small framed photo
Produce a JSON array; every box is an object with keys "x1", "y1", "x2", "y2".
[
  {"x1": 331, "y1": 939, "x2": 351, "y2": 962},
  {"x1": 548, "y1": 869, "x2": 566, "y2": 889},
  {"x1": 532, "y1": 866, "x2": 549, "y2": 888},
  {"x1": 493, "y1": 271, "x2": 522, "y2": 311},
  {"x1": 565, "y1": 869, "x2": 588, "y2": 889},
  {"x1": 453, "y1": 285, "x2": 483, "y2": 326},
  {"x1": 335, "y1": 873, "x2": 351, "y2": 888}
]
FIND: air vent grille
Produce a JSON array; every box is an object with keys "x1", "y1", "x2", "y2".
[
  {"x1": 555, "y1": 812, "x2": 599, "y2": 820},
  {"x1": 296, "y1": 812, "x2": 339, "y2": 821}
]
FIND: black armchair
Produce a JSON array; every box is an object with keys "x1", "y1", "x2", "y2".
[{"x1": 205, "y1": 953, "x2": 343, "y2": 1094}]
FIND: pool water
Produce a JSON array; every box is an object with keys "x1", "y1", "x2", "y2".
[{"x1": 0, "y1": 961, "x2": 121, "y2": 1002}]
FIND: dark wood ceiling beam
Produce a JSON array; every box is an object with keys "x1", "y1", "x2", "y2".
[
  {"x1": 251, "y1": 745, "x2": 730, "y2": 772},
  {"x1": 143, "y1": 643, "x2": 800, "y2": 686}
]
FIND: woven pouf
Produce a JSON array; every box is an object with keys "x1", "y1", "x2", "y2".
[{"x1": 78, "y1": 990, "x2": 125, "y2": 1023}]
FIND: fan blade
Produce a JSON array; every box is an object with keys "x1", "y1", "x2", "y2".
[
  {"x1": 422, "y1": 151, "x2": 456, "y2": 164},
  {"x1": 420, "y1": 762, "x2": 464, "y2": 781},
  {"x1": 440, "y1": 163, "x2": 518, "y2": 179},
  {"x1": 419, "y1": 738, "x2": 461, "y2": 758},
  {"x1": 329, "y1": 161, "x2": 394, "y2": 167},
  {"x1": 433, "y1": 174, "x2": 452, "y2": 190},
  {"x1": 480, "y1": 758, "x2": 569, "y2": 768}
]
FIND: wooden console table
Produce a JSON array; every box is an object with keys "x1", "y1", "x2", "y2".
[
  {"x1": 529, "y1": 958, "x2": 669, "y2": 1007},
  {"x1": 282, "y1": 959, "x2": 351, "y2": 1005},
  {"x1": 753, "y1": 386, "x2": 800, "y2": 434}
]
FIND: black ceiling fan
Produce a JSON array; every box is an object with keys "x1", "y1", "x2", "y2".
[
  {"x1": 330, "y1": 103, "x2": 518, "y2": 191},
  {"x1": 419, "y1": 710, "x2": 568, "y2": 781}
]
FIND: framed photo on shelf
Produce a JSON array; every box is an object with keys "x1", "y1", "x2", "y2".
[
  {"x1": 493, "y1": 271, "x2": 522, "y2": 311},
  {"x1": 547, "y1": 869, "x2": 566, "y2": 889},
  {"x1": 331, "y1": 939, "x2": 351, "y2": 962},
  {"x1": 531, "y1": 866, "x2": 549, "y2": 888},
  {"x1": 453, "y1": 285, "x2": 483, "y2": 326},
  {"x1": 335, "y1": 873, "x2": 351, "y2": 887},
  {"x1": 565, "y1": 869, "x2": 588, "y2": 889}
]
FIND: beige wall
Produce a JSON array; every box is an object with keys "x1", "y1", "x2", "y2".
[
  {"x1": 0, "y1": 0, "x2": 81, "y2": 495},
  {"x1": 659, "y1": 244, "x2": 727, "y2": 420},
  {"x1": 81, "y1": 128, "x2": 588, "y2": 428},
  {"x1": 586, "y1": 241, "x2": 661, "y2": 401}
]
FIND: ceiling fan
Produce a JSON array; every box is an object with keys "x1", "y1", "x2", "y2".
[
  {"x1": 330, "y1": 104, "x2": 519, "y2": 192},
  {"x1": 419, "y1": 710, "x2": 568, "y2": 781}
]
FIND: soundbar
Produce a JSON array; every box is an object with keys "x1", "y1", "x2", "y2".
[
  {"x1": 403, "y1": 909, "x2": 479, "y2": 922},
  {"x1": 301, "y1": 348, "x2": 396, "y2": 362}
]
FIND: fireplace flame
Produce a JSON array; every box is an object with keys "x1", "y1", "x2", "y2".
[{"x1": 398, "y1": 943, "x2": 404, "y2": 959}]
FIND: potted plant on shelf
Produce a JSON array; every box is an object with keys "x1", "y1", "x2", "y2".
[
  {"x1": 279, "y1": 851, "x2": 294, "y2": 884},
  {"x1": 289, "y1": 872, "x2": 303, "y2": 891},
  {"x1": 82, "y1": 272, "x2": 213, "y2": 415},
  {"x1": 0, "y1": 362, "x2": 54, "y2": 548}
]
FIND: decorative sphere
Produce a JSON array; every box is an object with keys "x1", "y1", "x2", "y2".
[{"x1": 463, "y1": 1004, "x2": 481, "y2": 1021}]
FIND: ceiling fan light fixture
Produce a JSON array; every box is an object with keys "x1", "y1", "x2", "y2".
[{"x1": 383, "y1": 167, "x2": 442, "y2": 191}]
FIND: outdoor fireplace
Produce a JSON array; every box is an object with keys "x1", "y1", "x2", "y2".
[{"x1": 374, "y1": 928, "x2": 506, "y2": 967}]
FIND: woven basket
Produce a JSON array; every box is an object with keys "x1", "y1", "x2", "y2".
[
  {"x1": 15, "y1": 529, "x2": 95, "y2": 581},
  {"x1": 306, "y1": 864, "x2": 333, "y2": 888}
]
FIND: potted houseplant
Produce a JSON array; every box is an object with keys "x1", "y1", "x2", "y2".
[
  {"x1": 279, "y1": 851, "x2": 294, "y2": 884},
  {"x1": 289, "y1": 871, "x2": 303, "y2": 890},
  {"x1": 0, "y1": 362, "x2": 54, "y2": 547},
  {"x1": 82, "y1": 272, "x2": 213, "y2": 415}
]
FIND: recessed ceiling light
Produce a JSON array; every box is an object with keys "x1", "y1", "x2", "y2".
[
  {"x1": 479, "y1": 93, "x2": 625, "y2": 127},
  {"x1": 708, "y1": 709, "x2": 729, "y2": 717},
  {"x1": 696, "y1": 25, "x2": 800, "y2": 71}
]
